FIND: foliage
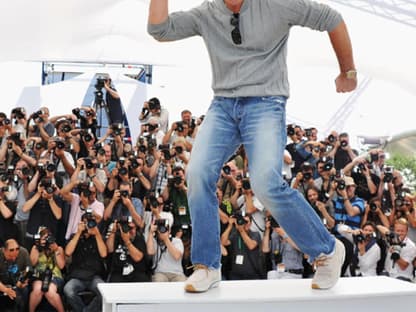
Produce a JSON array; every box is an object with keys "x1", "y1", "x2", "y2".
[{"x1": 386, "y1": 153, "x2": 416, "y2": 193}]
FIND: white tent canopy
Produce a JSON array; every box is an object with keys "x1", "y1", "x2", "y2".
[{"x1": 0, "y1": 0, "x2": 415, "y2": 143}]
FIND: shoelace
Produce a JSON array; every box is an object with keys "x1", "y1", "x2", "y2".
[
  {"x1": 314, "y1": 256, "x2": 328, "y2": 267},
  {"x1": 187, "y1": 264, "x2": 208, "y2": 271}
]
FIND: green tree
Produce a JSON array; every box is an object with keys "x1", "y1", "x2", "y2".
[{"x1": 386, "y1": 153, "x2": 416, "y2": 192}]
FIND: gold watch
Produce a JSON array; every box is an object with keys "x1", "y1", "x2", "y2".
[{"x1": 345, "y1": 69, "x2": 357, "y2": 80}]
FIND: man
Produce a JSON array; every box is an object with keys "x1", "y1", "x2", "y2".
[
  {"x1": 148, "y1": 0, "x2": 356, "y2": 292},
  {"x1": 379, "y1": 218, "x2": 416, "y2": 282},
  {"x1": 220, "y1": 213, "x2": 265, "y2": 280},
  {"x1": 0, "y1": 239, "x2": 31, "y2": 312},
  {"x1": 139, "y1": 97, "x2": 169, "y2": 134},
  {"x1": 64, "y1": 217, "x2": 107, "y2": 312}
]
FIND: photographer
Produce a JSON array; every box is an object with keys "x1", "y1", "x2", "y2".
[
  {"x1": 104, "y1": 181, "x2": 143, "y2": 229},
  {"x1": 22, "y1": 177, "x2": 62, "y2": 250},
  {"x1": 60, "y1": 180, "x2": 104, "y2": 241},
  {"x1": 342, "y1": 156, "x2": 380, "y2": 201},
  {"x1": 360, "y1": 198, "x2": 390, "y2": 228},
  {"x1": 139, "y1": 97, "x2": 169, "y2": 134},
  {"x1": 70, "y1": 107, "x2": 98, "y2": 138},
  {"x1": 28, "y1": 107, "x2": 54, "y2": 143},
  {"x1": 0, "y1": 177, "x2": 18, "y2": 247},
  {"x1": 291, "y1": 162, "x2": 317, "y2": 196},
  {"x1": 351, "y1": 222, "x2": 380, "y2": 277},
  {"x1": 143, "y1": 195, "x2": 174, "y2": 240},
  {"x1": 146, "y1": 218, "x2": 187, "y2": 282},
  {"x1": 230, "y1": 173, "x2": 266, "y2": 234},
  {"x1": 13, "y1": 159, "x2": 32, "y2": 245},
  {"x1": 330, "y1": 176, "x2": 365, "y2": 276},
  {"x1": 314, "y1": 156, "x2": 336, "y2": 203},
  {"x1": 29, "y1": 227, "x2": 65, "y2": 312},
  {"x1": 106, "y1": 217, "x2": 150, "y2": 282},
  {"x1": 305, "y1": 186, "x2": 335, "y2": 229},
  {"x1": 221, "y1": 212, "x2": 265, "y2": 280},
  {"x1": 139, "y1": 117, "x2": 165, "y2": 149},
  {"x1": 262, "y1": 215, "x2": 304, "y2": 279},
  {"x1": 10, "y1": 107, "x2": 28, "y2": 140},
  {"x1": 104, "y1": 78, "x2": 124, "y2": 125},
  {"x1": 53, "y1": 118, "x2": 80, "y2": 155},
  {"x1": 40, "y1": 136, "x2": 75, "y2": 184},
  {"x1": 379, "y1": 218, "x2": 416, "y2": 282},
  {"x1": 327, "y1": 132, "x2": 357, "y2": 171},
  {"x1": 64, "y1": 216, "x2": 107, "y2": 312},
  {"x1": 0, "y1": 131, "x2": 36, "y2": 168},
  {"x1": 162, "y1": 120, "x2": 192, "y2": 150},
  {"x1": 0, "y1": 239, "x2": 31, "y2": 312},
  {"x1": 72, "y1": 156, "x2": 107, "y2": 201},
  {"x1": 96, "y1": 124, "x2": 125, "y2": 160}
]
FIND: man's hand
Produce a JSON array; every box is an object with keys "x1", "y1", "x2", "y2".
[{"x1": 335, "y1": 74, "x2": 357, "y2": 93}]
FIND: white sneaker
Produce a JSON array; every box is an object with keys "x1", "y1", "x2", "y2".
[
  {"x1": 184, "y1": 264, "x2": 221, "y2": 293},
  {"x1": 311, "y1": 238, "x2": 345, "y2": 289}
]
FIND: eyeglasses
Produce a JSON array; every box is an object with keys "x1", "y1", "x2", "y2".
[
  {"x1": 230, "y1": 13, "x2": 242, "y2": 45},
  {"x1": 8, "y1": 247, "x2": 20, "y2": 252}
]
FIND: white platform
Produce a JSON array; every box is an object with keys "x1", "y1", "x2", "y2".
[{"x1": 98, "y1": 276, "x2": 416, "y2": 312}]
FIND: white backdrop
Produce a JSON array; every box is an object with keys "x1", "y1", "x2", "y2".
[{"x1": 0, "y1": 0, "x2": 415, "y2": 143}]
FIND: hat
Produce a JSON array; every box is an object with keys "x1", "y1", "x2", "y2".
[{"x1": 344, "y1": 176, "x2": 356, "y2": 186}]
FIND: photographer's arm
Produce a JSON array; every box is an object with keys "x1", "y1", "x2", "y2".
[
  {"x1": 104, "y1": 193, "x2": 118, "y2": 221},
  {"x1": 93, "y1": 227, "x2": 108, "y2": 258},
  {"x1": 29, "y1": 245, "x2": 39, "y2": 266},
  {"x1": 146, "y1": 225, "x2": 157, "y2": 256},
  {"x1": 0, "y1": 198, "x2": 13, "y2": 219},
  {"x1": 162, "y1": 234, "x2": 182, "y2": 261},
  {"x1": 317, "y1": 201, "x2": 335, "y2": 228},
  {"x1": 104, "y1": 84, "x2": 120, "y2": 99},
  {"x1": 52, "y1": 245, "x2": 65, "y2": 270},
  {"x1": 238, "y1": 227, "x2": 258, "y2": 251},
  {"x1": 22, "y1": 190, "x2": 41, "y2": 213},
  {"x1": 221, "y1": 220, "x2": 234, "y2": 247},
  {"x1": 120, "y1": 229, "x2": 143, "y2": 262},
  {"x1": 65, "y1": 227, "x2": 82, "y2": 257},
  {"x1": 262, "y1": 221, "x2": 271, "y2": 253},
  {"x1": 105, "y1": 223, "x2": 117, "y2": 253},
  {"x1": 0, "y1": 281, "x2": 16, "y2": 300},
  {"x1": 48, "y1": 197, "x2": 62, "y2": 220},
  {"x1": 55, "y1": 149, "x2": 75, "y2": 177},
  {"x1": 27, "y1": 171, "x2": 40, "y2": 193}
]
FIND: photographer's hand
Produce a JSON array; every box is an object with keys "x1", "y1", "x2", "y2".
[{"x1": 4, "y1": 286, "x2": 16, "y2": 300}]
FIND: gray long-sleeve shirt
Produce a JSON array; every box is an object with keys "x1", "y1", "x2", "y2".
[{"x1": 148, "y1": 0, "x2": 342, "y2": 98}]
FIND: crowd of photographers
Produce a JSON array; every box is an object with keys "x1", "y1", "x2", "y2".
[{"x1": 0, "y1": 95, "x2": 416, "y2": 311}]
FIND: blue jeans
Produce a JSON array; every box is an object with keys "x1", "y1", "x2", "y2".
[
  {"x1": 187, "y1": 96, "x2": 335, "y2": 269},
  {"x1": 63, "y1": 276, "x2": 103, "y2": 312}
]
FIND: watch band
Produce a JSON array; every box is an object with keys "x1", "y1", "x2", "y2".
[{"x1": 345, "y1": 69, "x2": 357, "y2": 80}]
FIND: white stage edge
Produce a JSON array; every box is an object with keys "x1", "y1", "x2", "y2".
[{"x1": 98, "y1": 276, "x2": 416, "y2": 312}]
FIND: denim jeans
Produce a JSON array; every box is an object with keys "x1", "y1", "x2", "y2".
[
  {"x1": 187, "y1": 96, "x2": 335, "y2": 269},
  {"x1": 63, "y1": 276, "x2": 103, "y2": 312}
]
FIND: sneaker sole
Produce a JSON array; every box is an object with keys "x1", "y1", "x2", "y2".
[{"x1": 184, "y1": 280, "x2": 220, "y2": 293}]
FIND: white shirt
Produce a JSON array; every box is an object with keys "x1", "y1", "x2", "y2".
[
  {"x1": 384, "y1": 236, "x2": 416, "y2": 280},
  {"x1": 357, "y1": 242, "x2": 381, "y2": 276}
]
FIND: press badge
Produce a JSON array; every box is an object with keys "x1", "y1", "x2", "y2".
[
  {"x1": 235, "y1": 255, "x2": 244, "y2": 265},
  {"x1": 178, "y1": 206, "x2": 187, "y2": 216}
]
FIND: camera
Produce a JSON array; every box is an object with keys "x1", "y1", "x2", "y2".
[
  {"x1": 383, "y1": 166, "x2": 394, "y2": 183},
  {"x1": 266, "y1": 216, "x2": 280, "y2": 228},
  {"x1": 55, "y1": 140, "x2": 66, "y2": 150},
  {"x1": 1, "y1": 185, "x2": 11, "y2": 192},
  {"x1": 336, "y1": 178, "x2": 346, "y2": 191},
  {"x1": 32, "y1": 110, "x2": 44, "y2": 123},
  {"x1": 176, "y1": 121, "x2": 184, "y2": 132},
  {"x1": 242, "y1": 178, "x2": 251, "y2": 190},
  {"x1": 8, "y1": 132, "x2": 23, "y2": 146},
  {"x1": 370, "y1": 202, "x2": 378, "y2": 212},
  {"x1": 119, "y1": 167, "x2": 128, "y2": 176},
  {"x1": 147, "y1": 123, "x2": 158, "y2": 132},
  {"x1": 327, "y1": 134, "x2": 336, "y2": 143},
  {"x1": 83, "y1": 208, "x2": 97, "y2": 229},
  {"x1": 146, "y1": 135, "x2": 157, "y2": 150},
  {"x1": 11, "y1": 107, "x2": 26, "y2": 119},
  {"x1": 18, "y1": 266, "x2": 34, "y2": 283},
  {"x1": 95, "y1": 77, "x2": 106, "y2": 90},
  {"x1": 340, "y1": 140, "x2": 348, "y2": 147},
  {"x1": 232, "y1": 211, "x2": 247, "y2": 226},
  {"x1": 161, "y1": 148, "x2": 171, "y2": 160},
  {"x1": 386, "y1": 232, "x2": 405, "y2": 262},
  {"x1": 155, "y1": 218, "x2": 169, "y2": 234},
  {"x1": 40, "y1": 268, "x2": 52, "y2": 293},
  {"x1": 286, "y1": 124, "x2": 295, "y2": 136},
  {"x1": 174, "y1": 146, "x2": 183, "y2": 154},
  {"x1": 84, "y1": 157, "x2": 95, "y2": 170},
  {"x1": 112, "y1": 123, "x2": 123, "y2": 136},
  {"x1": 168, "y1": 175, "x2": 182, "y2": 187},
  {"x1": 120, "y1": 190, "x2": 129, "y2": 198},
  {"x1": 118, "y1": 216, "x2": 133, "y2": 233},
  {"x1": 222, "y1": 165, "x2": 231, "y2": 175}
]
